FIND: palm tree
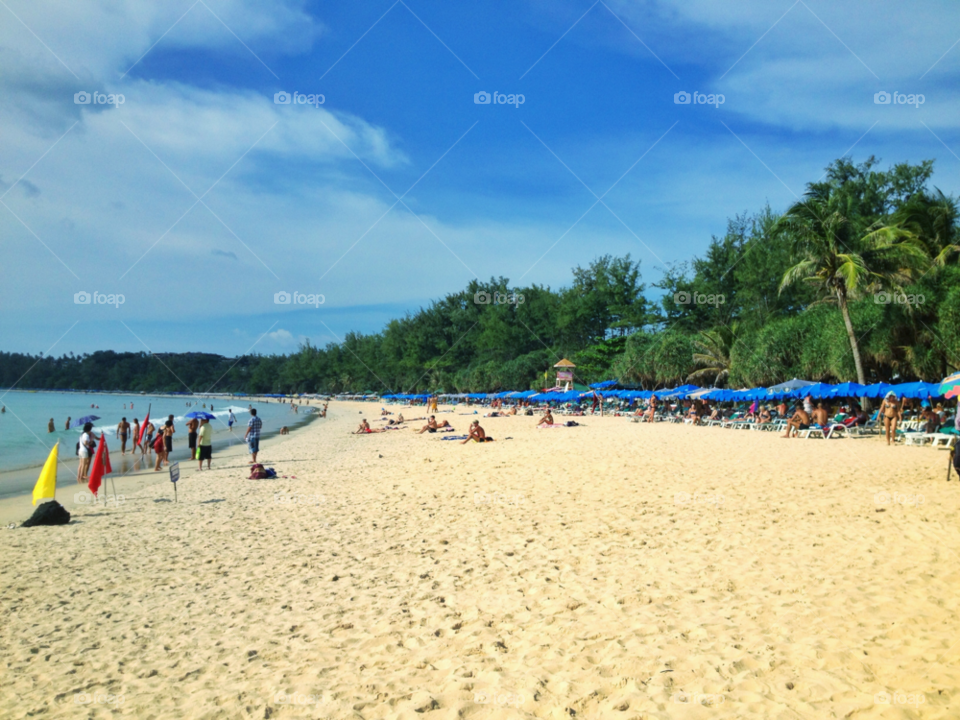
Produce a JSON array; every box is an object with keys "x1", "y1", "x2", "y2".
[
  {"x1": 776, "y1": 190, "x2": 929, "y2": 385},
  {"x1": 686, "y1": 324, "x2": 736, "y2": 386}
]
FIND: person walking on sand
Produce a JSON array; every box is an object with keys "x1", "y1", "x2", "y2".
[
  {"x1": 879, "y1": 391, "x2": 902, "y2": 446},
  {"x1": 117, "y1": 417, "x2": 130, "y2": 455},
  {"x1": 244, "y1": 408, "x2": 262, "y2": 464},
  {"x1": 197, "y1": 417, "x2": 213, "y2": 470}
]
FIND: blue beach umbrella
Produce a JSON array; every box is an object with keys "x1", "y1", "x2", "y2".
[
  {"x1": 71, "y1": 415, "x2": 100, "y2": 428},
  {"x1": 185, "y1": 411, "x2": 216, "y2": 420}
]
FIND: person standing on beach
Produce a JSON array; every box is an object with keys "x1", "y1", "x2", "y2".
[
  {"x1": 153, "y1": 425, "x2": 168, "y2": 471},
  {"x1": 244, "y1": 408, "x2": 262, "y2": 464},
  {"x1": 47, "y1": 418, "x2": 55, "y2": 433},
  {"x1": 186, "y1": 416, "x2": 199, "y2": 459},
  {"x1": 76, "y1": 422, "x2": 97, "y2": 484},
  {"x1": 117, "y1": 417, "x2": 130, "y2": 455},
  {"x1": 165, "y1": 415, "x2": 175, "y2": 463},
  {"x1": 197, "y1": 417, "x2": 213, "y2": 470},
  {"x1": 879, "y1": 391, "x2": 902, "y2": 446},
  {"x1": 142, "y1": 420, "x2": 155, "y2": 457},
  {"x1": 132, "y1": 418, "x2": 141, "y2": 452},
  {"x1": 228, "y1": 410, "x2": 236, "y2": 430}
]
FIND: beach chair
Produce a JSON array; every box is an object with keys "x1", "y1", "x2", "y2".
[
  {"x1": 929, "y1": 434, "x2": 956, "y2": 449},
  {"x1": 798, "y1": 426, "x2": 825, "y2": 439},
  {"x1": 900, "y1": 432, "x2": 928, "y2": 446}
]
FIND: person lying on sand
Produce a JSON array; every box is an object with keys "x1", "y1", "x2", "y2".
[
  {"x1": 418, "y1": 415, "x2": 453, "y2": 434},
  {"x1": 461, "y1": 420, "x2": 493, "y2": 444},
  {"x1": 782, "y1": 407, "x2": 812, "y2": 438},
  {"x1": 508, "y1": 405, "x2": 517, "y2": 415},
  {"x1": 537, "y1": 410, "x2": 554, "y2": 427},
  {"x1": 386, "y1": 413, "x2": 405, "y2": 426}
]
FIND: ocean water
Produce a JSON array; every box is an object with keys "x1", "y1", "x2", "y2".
[{"x1": 0, "y1": 391, "x2": 314, "y2": 476}]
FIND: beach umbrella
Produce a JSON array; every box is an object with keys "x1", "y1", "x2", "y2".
[
  {"x1": 861, "y1": 382, "x2": 892, "y2": 398},
  {"x1": 888, "y1": 381, "x2": 942, "y2": 399},
  {"x1": 939, "y1": 371, "x2": 960, "y2": 400},
  {"x1": 71, "y1": 415, "x2": 100, "y2": 428},
  {"x1": 185, "y1": 411, "x2": 216, "y2": 420},
  {"x1": 828, "y1": 382, "x2": 866, "y2": 398},
  {"x1": 796, "y1": 383, "x2": 835, "y2": 399}
]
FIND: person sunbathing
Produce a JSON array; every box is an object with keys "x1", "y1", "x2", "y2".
[
  {"x1": 758, "y1": 407, "x2": 772, "y2": 424},
  {"x1": 537, "y1": 410, "x2": 554, "y2": 427},
  {"x1": 418, "y1": 415, "x2": 452, "y2": 434},
  {"x1": 508, "y1": 405, "x2": 517, "y2": 415},
  {"x1": 461, "y1": 420, "x2": 493, "y2": 443},
  {"x1": 781, "y1": 407, "x2": 812, "y2": 438},
  {"x1": 355, "y1": 419, "x2": 372, "y2": 434}
]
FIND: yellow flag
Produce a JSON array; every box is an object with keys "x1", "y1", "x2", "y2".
[{"x1": 32, "y1": 442, "x2": 59, "y2": 505}]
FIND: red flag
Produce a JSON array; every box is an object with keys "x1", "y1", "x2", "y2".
[
  {"x1": 88, "y1": 435, "x2": 111, "y2": 496},
  {"x1": 138, "y1": 410, "x2": 150, "y2": 446}
]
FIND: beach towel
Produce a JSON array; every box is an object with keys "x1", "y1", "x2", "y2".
[{"x1": 441, "y1": 435, "x2": 468, "y2": 441}]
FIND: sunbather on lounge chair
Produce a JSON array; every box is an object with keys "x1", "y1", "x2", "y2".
[
  {"x1": 782, "y1": 407, "x2": 812, "y2": 438},
  {"x1": 758, "y1": 407, "x2": 772, "y2": 424}
]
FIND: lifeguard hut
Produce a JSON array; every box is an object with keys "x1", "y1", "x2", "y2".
[{"x1": 553, "y1": 358, "x2": 576, "y2": 390}]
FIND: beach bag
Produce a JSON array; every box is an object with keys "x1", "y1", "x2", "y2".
[
  {"x1": 249, "y1": 463, "x2": 268, "y2": 479},
  {"x1": 565, "y1": 421, "x2": 579, "y2": 427},
  {"x1": 22, "y1": 500, "x2": 71, "y2": 527}
]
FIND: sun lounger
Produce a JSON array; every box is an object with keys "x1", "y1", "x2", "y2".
[
  {"x1": 900, "y1": 432, "x2": 928, "y2": 446},
  {"x1": 798, "y1": 426, "x2": 825, "y2": 439},
  {"x1": 928, "y1": 434, "x2": 956, "y2": 449}
]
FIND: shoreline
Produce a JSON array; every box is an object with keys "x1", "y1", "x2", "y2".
[{"x1": 0, "y1": 408, "x2": 322, "y2": 525}]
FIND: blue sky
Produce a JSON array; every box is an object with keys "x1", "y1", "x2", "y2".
[{"x1": 2, "y1": 0, "x2": 959, "y2": 357}]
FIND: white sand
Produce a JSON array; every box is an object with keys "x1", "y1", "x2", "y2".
[{"x1": 1, "y1": 402, "x2": 957, "y2": 718}]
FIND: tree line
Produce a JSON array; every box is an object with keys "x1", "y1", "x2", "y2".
[{"x1": 2, "y1": 157, "x2": 958, "y2": 395}]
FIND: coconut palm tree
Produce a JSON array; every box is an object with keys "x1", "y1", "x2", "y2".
[
  {"x1": 686, "y1": 324, "x2": 736, "y2": 386},
  {"x1": 776, "y1": 189, "x2": 929, "y2": 385}
]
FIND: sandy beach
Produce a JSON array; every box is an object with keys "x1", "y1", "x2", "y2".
[{"x1": 2, "y1": 401, "x2": 958, "y2": 718}]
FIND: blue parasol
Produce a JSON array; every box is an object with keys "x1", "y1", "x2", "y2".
[
  {"x1": 185, "y1": 411, "x2": 216, "y2": 420},
  {"x1": 71, "y1": 415, "x2": 100, "y2": 428}
]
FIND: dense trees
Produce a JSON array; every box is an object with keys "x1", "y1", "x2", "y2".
[{"x1": 2, "y1": 157, "x2": 958, "y2": 394}]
